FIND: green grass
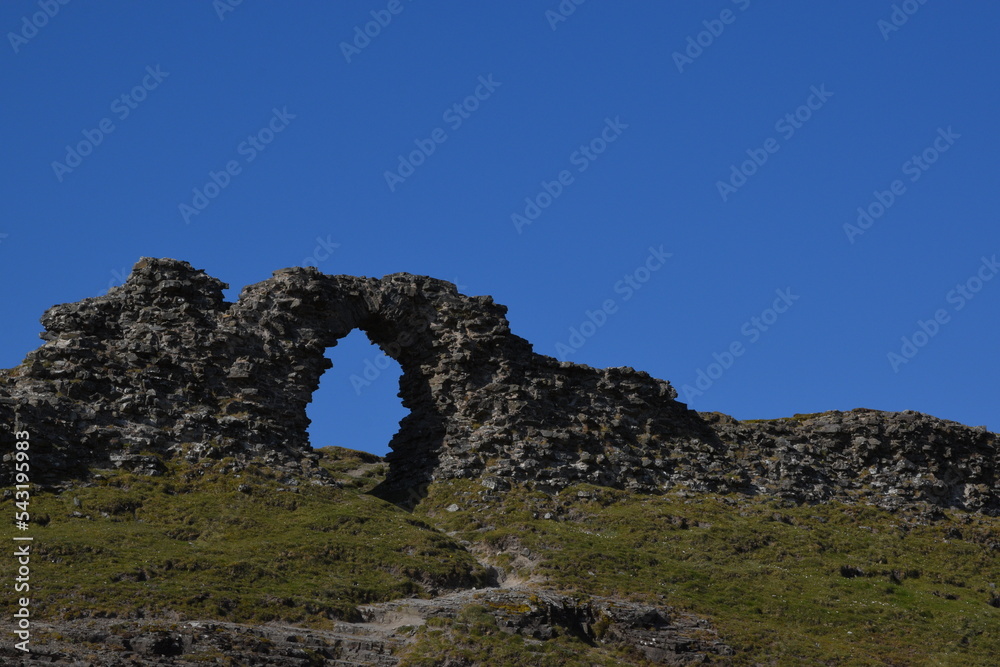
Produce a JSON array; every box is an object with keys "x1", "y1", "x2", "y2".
[
  {"x1": 4, "y1": 447, "x2": 999, "y2": 664},
  {"x1": 397, "y1": 604, "x2": 636, "y2": 666},
  {"x1": 0, "y1": 448, "x2": 491, "y2": 626},
  {"x1": 415, "y1": 481, "x2": 1000, "y2": 666}
]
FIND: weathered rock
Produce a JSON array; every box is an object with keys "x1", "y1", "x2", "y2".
[
  {"x1": 0, "y1": 587, "x2": 732, "y2": 665},
  {"x1": 361, "y1": 587, "x2": 733, "y2": 664},
  {"x1": 0, "y1": 257, "x2": 997, "y2": 514},
  {"x1": 703, "y1": 410, "x2": 999, "y2": 512},
  {"x1": 0, "y1": 617, "x2": 400, "y2": 666}
]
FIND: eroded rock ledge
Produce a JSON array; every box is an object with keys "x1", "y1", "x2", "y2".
[
  {"x1": 0, "y1": 588, "x2": 732, "y2": 666},
  {"x1": 0, "y1": 258, "x2": 996, "y2": 513}
]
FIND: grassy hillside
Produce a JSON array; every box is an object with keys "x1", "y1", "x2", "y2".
[
  {"x1": 1, "y1": 448, "x2": 491, "y2": 625},
  {"x1": 415, "y1": 480, "x2": 1000, "y2": 665},
  {"x1": 3, "y1": 446, "x2": 999, "y2": 665}
]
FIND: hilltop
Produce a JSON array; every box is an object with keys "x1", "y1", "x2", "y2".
[{"x1": 1, "y1": 258, "x2": 998, "y2": 665}]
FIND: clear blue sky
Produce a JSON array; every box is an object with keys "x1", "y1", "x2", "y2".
[{"x1": 2, "y1": 1, "x2": 997, "y2": 456}]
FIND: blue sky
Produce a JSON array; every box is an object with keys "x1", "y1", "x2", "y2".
[{"x1": 2, "y1": 1, "x2": 997, "y2": 456}]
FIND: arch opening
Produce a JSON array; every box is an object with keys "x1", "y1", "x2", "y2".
[{"x1": 306, "y1": 329, "x2": 407, "y2": 457}]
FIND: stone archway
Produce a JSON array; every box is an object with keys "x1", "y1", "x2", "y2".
[
  {"x1": 0, "y1": 258, "x2": 698, "y2": 500},
  {"x1": 306, "y1": 329, "x2": 407, "y2": 456},
  {"x1": 225, "y1": 268, "x2": 520, "y2": 502},
  {"x1": 0, "y1": 258, "x2": 704, "y2": 501},
  {"x1": 4, "y1": 258, "x2": 998, "y2": 515}
]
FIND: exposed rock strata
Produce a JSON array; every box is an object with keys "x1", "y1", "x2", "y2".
[
  {"x1": 0, "y1": 257, "x2": 996, "y2": 513},
  {"x1": 0, "y1": 588, "x2": 732, "y2": 666},
  {"x1": 361, "y1": 587, "x2": 733, "y2": 664}
]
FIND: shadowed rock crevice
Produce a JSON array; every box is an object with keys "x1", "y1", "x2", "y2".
[{"x1": 1, "y1": 257, "x2": 997, "y2": 514}]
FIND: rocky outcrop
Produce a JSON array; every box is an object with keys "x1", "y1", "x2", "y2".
[
  {"x1": 0, "y1": 588, "x2": 732, "y2": 666},
  {"x1": 0, "y1": 257, "x2": 996, "y2": 513},
  {"x1": 362, "y1": 587, "x2": 733, "y2": 664},
  {"x1": 0, "y1": 617, "x2": 401, "y2": 666},
  {"x1": 705, "y1": 410, "x2": 998, "y2": 512}
]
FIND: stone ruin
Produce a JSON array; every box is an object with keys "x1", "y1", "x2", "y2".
[{"x1": 1, "y1": 257, "x2": 997, "y2": 513}]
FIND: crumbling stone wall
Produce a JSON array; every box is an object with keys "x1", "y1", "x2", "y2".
[{"x1": 0, "y1": 258, "x2": 996, "y2": 513}]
